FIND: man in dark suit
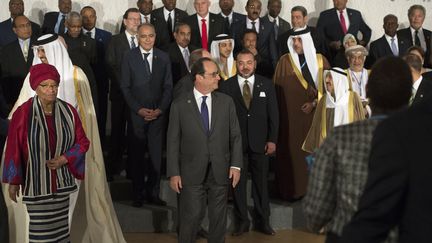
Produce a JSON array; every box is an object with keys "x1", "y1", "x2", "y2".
[
  {"x1": 63, "y1": 11, "x2": 98, "y2": 109},
  {"x1": 106, "y1": 8, "x2": 141, "y2": 180},
  {"x1": 121, "y1": 23, "x2": 172, "y2": 207},
  {"x1": 231, "y1": 0, "x2": 278, "y2": 78},
  {"x1": 367, "y1": 14, "x2": 410, "y2": 68},
  {"x1": 317, "y1": 0, "x2": 371, "y2": 62},
  {"x1": 0, "y1": 0, "x2": 41, "y2": 47},
  {"x1": 81, "y1": 5, "x2": 112, "y2": 147},
  {"x1": 264, "y1": 0, "x2": 290, "y2": 41},
  {"x1": 219, "y1": 49, "x2": 279, "y2": 236},
  {"x1": 0, "y1": 15, "x2": 35, "y2": 108},
  {"x1": 119, "y1": 0, "x2": 153, "y2": 33},
  {"x1": 41, "y1": 0, "x2": 72, "y2": 34},
  {"x1": 278, "y1": 6, "x2": 328, "y2": 59},
  {"x1": 167, "y1": 57, "x2": 242, "y2": 243},
  {"x1": 397, "y1": 5, "x2": 432, "y2": 68},
  {"x1": 340, "y1": 95, "x2": 432, "y2": 243},
  {"x1": 151, "y1": 0, "x2": 188, "y2": 52},
  {"x1": 403, "y1": 53, "x2": 432, "y2": 106},
  {"x1": 218, "y1": 0, "x2": 245, "y2": 34},
  {"x1": 168, "y1": 23, "x2": 197, "y2": 86},
  {"x1": 184, "y1": 0, "x2": 227, "y2": 51}
]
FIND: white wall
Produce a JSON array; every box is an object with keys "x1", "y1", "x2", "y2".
[{"x1": 1, "y1": 0, "x2": 431, "y2": 43}]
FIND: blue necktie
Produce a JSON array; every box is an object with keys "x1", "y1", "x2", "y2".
[
  {"x1": 130, "y1": 36, "x2": 136, "y2": 49},
  {"x1": 143, "y1": 53, "x2": 151, "y2": 74},
  {"x1": 200, "y1": 96, "x2": 209, "y2": 133},
  {"x1": 390, "y1": 38, "x2": 398, "y2": 56}
]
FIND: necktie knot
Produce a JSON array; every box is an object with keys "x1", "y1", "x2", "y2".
[
  {"x1": 86, "y1": 31, "x2": 92, "y2": 38},
  {"x1": 201, "y1": 18, "x2": 206, "y2": 23},
  {"x1": 144, "y1": 53, "x2": 150, "y2": 59},
  {"x1": 202, "y1": 96, "x2": 207, "y2": 102}
]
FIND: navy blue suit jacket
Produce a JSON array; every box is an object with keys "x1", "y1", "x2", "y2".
[
  {"x1": 92, "y1": 28, "x2": 112, "y2": 92},
  {"x1": 0, "y1": 18, "x2": 41, "y2": 47},
  {"x1": 317, "y1": 8, "x2": 371, "y2": 46},
  {"x1": 366, "y1": 34, "x2": 410, "y2": 68},
  {"x1": 41, "y1": 11, "x2": 61, "y2": 34},
  {"x1": 120, "y1": 47, "x2": 172, "y2": 116}
]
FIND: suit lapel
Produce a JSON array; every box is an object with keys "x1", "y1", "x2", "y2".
[
  {"x1": 250, "y1": 77, "x2": 262, "y2": 109},
  {"x1": 120, "y1": 33, "x2": 130, "y2": 51},
  {"x1": 233, "y1": 77, "x2": 248, "y2": 110},
  {"x1": 210, "y1": 92, "x2": 219, "y2": 134}
]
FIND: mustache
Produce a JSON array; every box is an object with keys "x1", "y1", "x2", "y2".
[{"x1": 252, "y1": 11, "x2": 259, "y2": 15}]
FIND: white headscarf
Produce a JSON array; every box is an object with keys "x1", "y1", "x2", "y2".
[
  {"x1": 210, "y1": 34, "x2": 235, "y2": 78},
  {"x1": 287, "y1": 29, "x2": 319, "y2": 87},
  {"x1": 32, "y1": 34, "x2": 77, "y2": 107},
  {"x1": 324, "y1": 67, "x2": 351, "y2": 127}
]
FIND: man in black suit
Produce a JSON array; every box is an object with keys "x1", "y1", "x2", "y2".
[
  {"x1": 340, "y1": 96, "x2": 432, "y2": 243},
  {"x1": 120, "y1": 0, "x2": 152, "y2": 33},
  {"x1": 184, "y1": 0, "x2": 227, "y2": 51},
  {"x1": 317, "y1": 0, "x2": 371, "y2": 62},
  {"x1": 167, "y1": 57, "x2": 242, "y2": 243},
  {"x1": 41, "y1": 0, "x2": 72, "y2": 34},
  {"x1": 168, "y1": 23, "x2": 197, "y2": 86},
  {"x1": 121, "y1": 23, "x2": 172, "y2": 207},
  {"x1": 81, "y1": 6, "x2": 112, "y2": 146},
  {"x1": 63, "y1": 11, "x2": 98, "y2": 109},
  {"x1": 278, "y1": 6, "x2": 327, "y2": 59},
  {"x1": 264, "y1": 0, "x2": 290, "y2": 41},
  {"x1": 231, "y1": 0, "x2": 278, "y2": 79},
  {"x1": 219, "y1": 49, "x2": 279, "y2": 236},
  {"x1": 0, "y1": 0, "x2": 41, "y2": 47},
  {"x1": 218, "y1": 0, "x2": 245, "y2": 34},
  {"x1": 0, "y1": 15, "x2": 35, "y2": 108},
  {"x1": 106, "y1": 8, "x2": 141, "y2": 180},
  {"x1": 151, "y1": 0, "x2": 188, "y2": 52},
  {"x1": 403, "y1": 54, "x2": 432, "y2": 106},
  {"x1": 367, "y1": 14, "x2": 410, "y2": 68},
  {"x1": 397, "y1": 5, "x2": 432, "y2": 68}
]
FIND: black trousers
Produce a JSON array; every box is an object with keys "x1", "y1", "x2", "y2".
[
  {"x1": 179, "y1": 167, "x2": 227, "y2": 243},
  {"x1": 107, "y1": 97, "x2": 130, "y2": 175},
  {"x1": 326, "y1": 232, "x2": 342, "y2": 243},
  {"x1": 130, "y1": 116, "x2": 164, "y2": 200},
  {"x1": 233, "y1": 151, "x2": 270, "y2": 225},
  {"x1": 0, "y1": 185, "x2": 9, "y2": 243}
]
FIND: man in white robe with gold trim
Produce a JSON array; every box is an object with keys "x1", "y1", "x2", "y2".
[{"x1": 2, "y1": 34, "x2": 125, "y2": 243}]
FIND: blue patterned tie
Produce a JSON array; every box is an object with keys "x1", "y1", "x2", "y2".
[
  {"x1": 200, "y1": 96, "x2": 209, "y2": 133},
  {"x1": 390, "y1": 38, "x2": 398, "y2": 56}
]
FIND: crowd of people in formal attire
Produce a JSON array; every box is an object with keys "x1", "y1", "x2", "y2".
[{"x1": 0, "y1": 0, "x2": 432, "y2": 242}]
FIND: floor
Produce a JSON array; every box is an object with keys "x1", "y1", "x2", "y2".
[{"x1": 124, "y1": 229, "x2": 325, "y2": 243}]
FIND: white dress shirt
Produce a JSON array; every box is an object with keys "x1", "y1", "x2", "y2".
[
  {"x1": 139, "y1": 46, "x2": 153, "y2": 72},
  {"x1": 336, "y1": 8, "x2": 350, "y2": 30},
  {"x1": 163, "y1": 8, "x2": 175, "y2": 30},
  {"x1": 238, "y1": 75, "x2": 255, "y2": 97},
  {"x1": 247, "y1": 17, "x2": 260, "y2": 33},
  {"x1": 220, "y1": 11, "x2": 233, "y2": 25},
  {"x1": 83, "y1": 28, "x2": 96, "y2": 39},
  {"x1": 197, "y1": 13, "x2": 210, "y2": 38},
  {"x1": 125, "y1": 31, "x2": 138, "y2": 48},
  {"x1": 413, "y1": 76, "x2": 423, "y2": 95}
]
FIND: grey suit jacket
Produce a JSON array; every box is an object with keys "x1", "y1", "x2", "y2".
[{"x1": 167, "y1": 91, "x2": 243, "y2": 186}]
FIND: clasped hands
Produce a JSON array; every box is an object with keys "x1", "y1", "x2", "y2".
[{"x1": 138, "y1": 108, "x2": 162, "y2": 121}]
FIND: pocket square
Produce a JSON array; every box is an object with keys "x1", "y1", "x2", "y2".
[{"x1": 259, "y1": 92, "x2": 266, "y2": 97}]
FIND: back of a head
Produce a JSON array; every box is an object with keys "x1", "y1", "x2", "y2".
[
  {"x1": 403, "y1": 53, "x2": 423, "y2": 73},
  {"x1": 367, "y1": 57, "x2": 412, "y2": 112}
]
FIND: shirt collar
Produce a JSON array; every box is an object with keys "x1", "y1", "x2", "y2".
[
  {"x1": 139, "y1": 46, "x2": 153, "y2": 55},
  {"x1": 413, "y1": 76, "x2": 423, "y2": 91},
  {"x1": 238, "y1": 74, "x2": 255, "y2": 86},
  {"x1": 197, "y1": 13, "x2": 209, "y2": 22},
  {"x1": 83, "y1": 28, "x2": 96, "y2": 37},
  {"x1": 410, "y1": 26, "x2": 423, "y2": 34},
  {"x1": 385, "y1": 34, "x2": 397, "y2": 41},
  {"x1": 220, "y1": 11, "x2": 233, "y2": 19},
  {"x1": 247, "y1": 17, "x2": 260, "y2": 24},
  {"x1": 193, "y1": 87, "x2": 211, "y2": 99},
  {"x1": 125, "y1": 30, "x2": 137, "y2": 40},
  {"x1": 268, "y1": 15, "x2": 278, "y2": 23},
  {"x1": 164, "y1": 7, "x2": 175, "y2": 18}
]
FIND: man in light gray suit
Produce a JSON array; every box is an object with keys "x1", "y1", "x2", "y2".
[{"x1": 167, "y1": 57, "x2": 243, "y2": 243}]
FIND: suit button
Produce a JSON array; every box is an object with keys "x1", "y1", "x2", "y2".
[{"x1": 247, "y1": 114, "x2": 250, "y2": 117}]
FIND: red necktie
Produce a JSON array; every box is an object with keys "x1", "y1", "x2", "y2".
[
  {"x1": 339, "y1": 10, "x2": 347, "y2": 34},
  {"x1": 201, "y1": 18, "x2": 208, "y2": 50}
]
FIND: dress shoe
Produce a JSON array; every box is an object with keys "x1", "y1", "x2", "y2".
[
  {"x1": 148, "y1": 197, "x2": 167, "y2": 206},
  {"x1": 131, "y1": 200, "x2": 143, "y2": 208},
  {"x1": 255, "y1": 223, "x2": 276, "y2": 236},
  {"x1": 232, "y1": 221, "x2": 250, "y2": 236}
]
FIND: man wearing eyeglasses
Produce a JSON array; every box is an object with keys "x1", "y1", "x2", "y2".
[
  {"x1": 0, "y1": 15, "x2": 36, "y2": 108},
  {"x1": 121, "y1": 23, "x2": 172, "y2": 208},
  {"x1": 167, "y1": 57, "x2": 242, "y2": 243},
  {"x1": 0, "y1": 0, "x2": 41, "y2": 47}
]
